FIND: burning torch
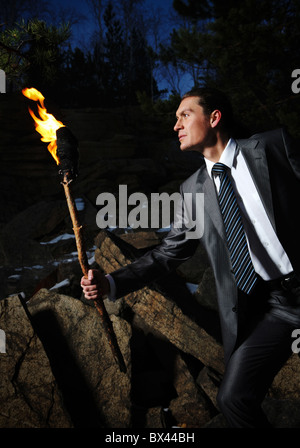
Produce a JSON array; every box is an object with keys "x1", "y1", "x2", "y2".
[{"x1": 22, "y1": 87, "x2": 126, "y2": 373}]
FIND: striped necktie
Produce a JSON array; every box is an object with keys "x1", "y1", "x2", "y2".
[{"x1": 212, "y1": 162, "x2": 258, "y2": 294}]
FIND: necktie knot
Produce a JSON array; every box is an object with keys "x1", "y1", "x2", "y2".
[{"x1": 212, "y1": 162, "x2": 227, "y2": 176}]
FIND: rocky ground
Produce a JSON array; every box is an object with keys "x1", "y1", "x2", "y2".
[{"x1": 1, "y1": 93, "x2": 300, "y2": 428}]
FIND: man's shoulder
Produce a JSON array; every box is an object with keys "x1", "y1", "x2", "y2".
[
  {"x1": 249, "y1": 127, "x2": 284, "y2": 143},
  {"x1": 236, "y1": 127, "x2": 286, "y2": 150}
]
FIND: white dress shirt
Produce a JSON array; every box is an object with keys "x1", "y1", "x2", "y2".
[{"x1": 205, "y1": 138, "x2": 293, "y2": 280}]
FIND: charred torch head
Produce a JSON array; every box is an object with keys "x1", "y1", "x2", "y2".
[{"x1": 56, "y1": 127, "x2": 79, "y2": 182}]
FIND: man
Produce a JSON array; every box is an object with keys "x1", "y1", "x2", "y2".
[{"x1": 81, "y1": 88, "x2": 300, "y2": 427}]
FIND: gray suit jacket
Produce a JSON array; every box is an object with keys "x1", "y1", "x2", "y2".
[{"x1": 111, "y1": 128, "x2": 300, "y2": 363}]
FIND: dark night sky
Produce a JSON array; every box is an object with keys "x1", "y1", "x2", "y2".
[
  {"x1": 46, "y1": 0, "x2": 192, "y2": 94},
  {"x1": 46, "y1": 0, "x2": 189, "y2": 93},
  {"x1": 54, "y1": 0, "x2": 175, "y2": 48}
]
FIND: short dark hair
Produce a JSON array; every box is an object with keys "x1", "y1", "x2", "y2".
[{"x1": 182, "y1": 87, "x2": 234, "y2": 132}]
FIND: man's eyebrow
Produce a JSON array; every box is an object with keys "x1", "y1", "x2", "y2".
[{"x1": 176, "y1": 108, "x2": 193, "y2": 118}]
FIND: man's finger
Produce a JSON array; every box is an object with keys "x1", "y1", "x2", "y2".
[{"x1": 81, "y1": 277, "x2": 92, "y2": 286}]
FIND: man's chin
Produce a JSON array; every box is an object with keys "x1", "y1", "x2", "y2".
[
  {"x1": 180, "y1": 144, "x2": 201, "y2": 153},
  {"x1": 180, "y1": 142, "x2": 191, "y2": 151}
]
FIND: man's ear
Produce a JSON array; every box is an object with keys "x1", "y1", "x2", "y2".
[{"x1": 210, "y1": 110, "x2": 222, "y2": 128}]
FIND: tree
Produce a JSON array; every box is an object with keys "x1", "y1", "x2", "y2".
[
  {"x1": 0, "y1": 19, "x2": 70, "y2": 94},
  {"x1": 24, "y1": 20, "x2": 71, "y2": 94},
  {"x1": 61, "y1": 46, "x2": 102, "y2": 107},
  {"x1": 160, "y1": 0, "x2": 300, "y2": 137},
  {"x1": 88, "y1": 0, "x2": 159, "y2": 106}
]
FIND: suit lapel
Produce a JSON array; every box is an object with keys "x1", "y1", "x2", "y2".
[
  {"x1": 196, "y1": 167, "x2": 226, "y2": 240},
  {"x1": 194, "y1": 137, "x2": 276, "y2": 239},
  {"x1": 237, "y1": 138, "x2": 276, "y2": 230}
]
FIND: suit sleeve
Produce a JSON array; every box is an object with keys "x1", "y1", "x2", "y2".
[
  {"x1": 282, "y1": 128, "x2": 300, "y2": 180},
  {"x1": 110, "y1": 185, "x2": 199, "y2": 299}
]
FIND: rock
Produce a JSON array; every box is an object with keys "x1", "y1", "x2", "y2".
[
  {"x1": 127, "y1": 288, "x2": 224, "y2": 374},
  {"x1": 0, "y1": 294, "x2": 73, "y2": 428},
  {"x1": 120, "y1": 230, "x2": 162, "y2": 250},
  {"x1": 144, "y1": 407, "x2": 166, "y2": 428},
  {"x1": 0, "y1": 193, "x2": 99, "y2": 300},
  {"x1": 79, "y1": 135, "x2": 137, "y2": 160},
  {"x1": 262, "y1": 398, "x2": 300, "y2": 428},
  {"x1": 268, "y1": 354, "x2": 300, "y2": 400},
  {"x1": 3, "y1": 200, "x2": 69, "y2": 241},
  {"x1": 0, "y1": 200, "x2": 69, "y2": 268},
  {"x1": 0, "y1": 287, "x2": 133, "y2": 428},
  {"x1": 94, "y1": 230, "x2": 225, "y2": 375},
  {"x1": 203, "y1": 413, "x2": 229, "y2": 428},
  {"x1": 197, "y1": 366, "x2": 223, "y2": 410},
  {"x1": 27, "y1": 288, "x2": 132, "y2": 428},
  {"x1": 169, "y1": 392, "x2": 213, "y2": 428},
  {"x1": 167, "y1": 351, "x2": 216, "y2": 428}
]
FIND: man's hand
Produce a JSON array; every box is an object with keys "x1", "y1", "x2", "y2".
[{"x1": 81, "y1": 269, "x2": 110, "y2": 300}]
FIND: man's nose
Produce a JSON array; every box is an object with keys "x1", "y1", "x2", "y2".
[{"x1": 174, "y1": 118, "x2": 182, "y2": 132}]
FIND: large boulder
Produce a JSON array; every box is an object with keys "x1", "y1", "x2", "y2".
[
  {"x1": 0, "y1": 289, "x2": 132, "y2": 428},
  {"x1": 27, "y1": 289, "x2": 132, "y2": 428},
  {"x1": 0, "y1": 294, "x2": 72, "y2": 428}
]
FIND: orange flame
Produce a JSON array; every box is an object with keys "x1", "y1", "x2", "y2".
[{"x1": 22, "y1": 87, "x2": 65, "y2": 164}]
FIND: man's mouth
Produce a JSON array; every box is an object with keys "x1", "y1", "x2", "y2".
[{"x1": 179, "y1": 135, "x2": 186, "y2": 141}]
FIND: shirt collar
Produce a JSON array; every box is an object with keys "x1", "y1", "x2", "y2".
[{"x1": 205, "y1": 137, "x2": 237, "y2": 178}]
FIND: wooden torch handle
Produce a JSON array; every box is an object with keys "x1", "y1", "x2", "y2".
[{"x1": 62, "y1": 176, "x2": 126, "y2": 373}]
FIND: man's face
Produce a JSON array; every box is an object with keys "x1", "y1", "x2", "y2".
[{"x1": 174, "y1": 96, "x2": 213, "y2": 153}]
